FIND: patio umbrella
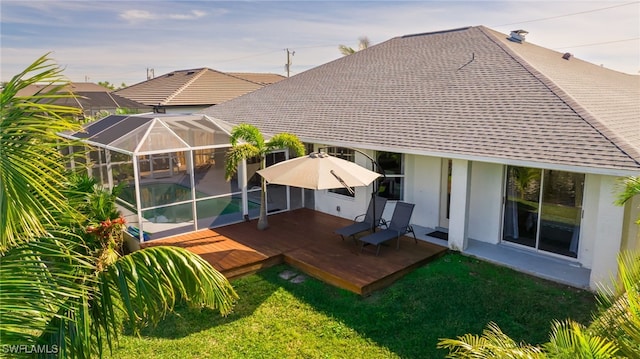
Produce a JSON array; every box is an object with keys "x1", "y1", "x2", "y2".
[{"x1": 256, "y1": 152, "x2": 381, "y2": 193}]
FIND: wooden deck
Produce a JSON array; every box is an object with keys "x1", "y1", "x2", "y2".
[{"x1": 141, "y1": 208, "x2": 448, "y2": 296}]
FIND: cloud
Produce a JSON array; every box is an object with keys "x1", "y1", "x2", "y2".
[
  {"x1": 169, "y1": 10, "x2": 208, "y2": 20},
  {"x1": 119, "y1": 9, "x2": 155, "y2": 21},
  {"x1": 119, "y1": 9, "x2": 210, "y2": 22},
  {"x1": 1, "y1": 1, "x2": 637, "y2": 84}
]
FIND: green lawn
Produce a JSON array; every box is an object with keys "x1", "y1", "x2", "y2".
[{"x1": 106, "y1": 253, "x2": 596, "y2": 358}]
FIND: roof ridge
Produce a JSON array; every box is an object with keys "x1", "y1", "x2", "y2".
[
  {"x1": 106, "y1": 91, "x2": 120, "y2": 107},
  {"x1": 163, "y1": 68, "x2": 208, "y2": 104},
  {"x1": 478, "y1": 26, "x2": 640, "y2": 167}
]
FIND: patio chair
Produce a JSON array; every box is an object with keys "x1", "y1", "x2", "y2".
[
  {"x1": 359, "y1": 202, "x2": 416, "y2": 256},
  {"x1": 335, "y1": 195, "x2": 388, "y2": 242}
]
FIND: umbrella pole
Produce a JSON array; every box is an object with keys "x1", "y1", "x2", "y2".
[
  {"x1": 371, "y1": 159, "x2": 386, "y2": 233},
  {"x1": 317, "y1": 147, "x2": 386, "y2": 233}
]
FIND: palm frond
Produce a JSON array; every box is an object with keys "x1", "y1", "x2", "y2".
[
  {"x1": 0, "y1": 233, "x2": 95, "y2": 347},
  {"x1": 37, "y1": 246, "x2": 238, "y2": 358},
  {"x1": 358, "y1": 36, "x2": 370, "y2": 50},
  {"x1": 338, "y1": 44, "x2": 356, "y2": 56},
  {"x1": 229, "y1": 123, "x2": 265, "y2": 148},
  {"x1": 266, "y1": 133, "x2": 306, "y2": 157},
  {"x1": 437, "y1": 322, "x2": 542, "y2": 358},
  {"x1": 98, "y1": 246, "x2": 237, "y2": 331},
  {"x1": 0, "y1": 54, "x2": 83, "y2": 248},
  {"x1": 225, "y1": 143, "x2": 260, "y2": 180},
  {"x1": 590, "y1": 250, "x2": 640, "y2": 357},
  {"x1": 615, "y1": 176, "x2": 640, "y2": 206},
  {"x1": 545, "y1": 320, "x2": 619, "y2": 358}
]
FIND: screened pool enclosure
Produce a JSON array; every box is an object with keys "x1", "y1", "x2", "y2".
[{"x1": 62, "y1": 113, "x2": 301, "y2": 241}]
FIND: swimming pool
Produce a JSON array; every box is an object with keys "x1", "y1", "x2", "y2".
[
  {"x1": 118, "y1": 182, "x2": 204, "y2": 208},
  {"x1": 119, "y1": 182, "x2": 258, "y2": 223}
]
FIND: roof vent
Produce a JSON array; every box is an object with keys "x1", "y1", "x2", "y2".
[
  {"x1": 508, "y1": 29, "x2": 528, "y2": 43},
  {"x1": 562, "y1": 52, "x2": 572, "y2": 60},
  {"x1": 186, "y1": 71, "x2": 195, "y2": 75},
  {"x1": 167, "y1": 73, "x2": 175, "y2": 77}
]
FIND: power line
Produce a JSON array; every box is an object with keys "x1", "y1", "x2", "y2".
[
  {"x1": 214, "y1": 49, "x2": 283, "y2": 63},
  {"x1": 491, "y1": 1, "x2": 638, "y2": 27},
  {"x1": 553, "y1": 37, "x2": 640, "y2": 50}
]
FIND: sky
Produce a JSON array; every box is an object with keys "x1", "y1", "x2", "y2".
[{"x1": 1, "y1": 1, "x2": 639, "y2": 86}]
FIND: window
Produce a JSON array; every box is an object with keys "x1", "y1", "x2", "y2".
[
  {"x1": 326, "y1": 147, "x2": 355, "y2": 197},
  {"x1": 304, "y1": 142, "x2": 314, "y2": 155},
  {"x1": 502, "y1": 166, "x2": 584, "y2": 258},
  {"x1": 247, "y1": 151, "x2": 286, "y2": 189},
  {"x1": 377, "y1": 152, "x2": 404, "y2": 200}
]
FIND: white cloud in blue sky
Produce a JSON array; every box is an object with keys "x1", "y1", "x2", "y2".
[{"x1": 1, "y1": 1, "x2": 638, "y2": 85}]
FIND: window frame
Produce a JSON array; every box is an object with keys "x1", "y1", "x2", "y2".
[
  {"x1": 376, "y1": 151, "x2": 404, "y2": 201},
  {"x1": 325, "y1": 146, "x2": 356, "y2": 198}
]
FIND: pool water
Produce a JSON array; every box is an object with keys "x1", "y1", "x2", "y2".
[
  {"x1": 119, "y1": 182, "x2": 203, "y2": 208},
  {"x1": 119, "y1": 182, "x2": 259, "y2": 223}
]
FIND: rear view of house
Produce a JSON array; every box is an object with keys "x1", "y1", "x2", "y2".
[{"x1": 203, "y1": 26, "x2": 640, "y2": 290}]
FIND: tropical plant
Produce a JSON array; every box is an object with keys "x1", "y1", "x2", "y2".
[
  {"x1": 225, "y1": 123, "x2": 305, "y2": 230},
  {"x1": 97, "y1": 81, "x2": 126, "y2": 90},
  {"x1": 338, "y1": 36, "x2": 370, "y2": 56},
  {"x1": 438, "y1": 176, "x2": 640, "y2": 358},
  {"x1": 511, "y1": 166, "x2": 541, "y2": 199},
  {"x1": 616, "y1": 176, "x2": 640, "y2": 223},
  {"x1": 0, "y1": 54, "x2": 238, "y2": 358},
  {"x1": 0, "y1": 54, "x2": 84, "y2": 247},
  {"x1": 438, "y1": 251, "x2": 639, "y2": 358}
]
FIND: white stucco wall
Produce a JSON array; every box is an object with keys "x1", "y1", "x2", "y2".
[
  {"x1": 587, "y1": 175, "x2": 625, "y2": 290},
  {"x1": 313, "y1": 150, "x2": 377, "y2": 221},
  {"x1": 468, "y1": 162, "x2": 504, "y2": 244},
  {"x1": 449, "y1": 159, "x2": 472, "y2": 251},
  {"x1": 579, "y1": 174, "x2": 599, "y2": 269},
  {"x1": 404, "y1": 154, "x2": 442, "y2": 229}
]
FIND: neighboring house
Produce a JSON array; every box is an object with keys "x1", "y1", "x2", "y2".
[
  {"x1": 115, "y1": 68, "x2": 284, "y2": 114},
  {"x1": 202, "y1": 26, "x2": 640, "y2": 290},
  {"x1": 16, "y1": 82, "x2": 150, "y2": 118}
]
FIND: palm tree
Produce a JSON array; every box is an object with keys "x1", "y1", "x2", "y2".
[
  {"x1": 225, "y1": 123, "x2": 305, "y2": 230},
  {"x1": 616, "y1": 176, "x2": 640, "y2": 224},
  {"x1": 338, "y1": 36, "x2": 370, "y2": 56},
  {"x1": 0, "y1": 54, "x2": 238, "y2": 358}
]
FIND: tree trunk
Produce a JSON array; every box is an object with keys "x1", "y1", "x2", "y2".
[{"x1": 257, "y1": 157, "x2": 269, "y2": 230}]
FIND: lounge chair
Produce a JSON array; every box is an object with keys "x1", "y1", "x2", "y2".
[
  {"x1": 335, "y1": 196, "x2": 388, "y2": 242},
  {"x1": 127, "y1": 226, "x2": 151, "y2": 242},
  {"x1": 359, "y1": 202, "x2": 416, "y2": 256}
]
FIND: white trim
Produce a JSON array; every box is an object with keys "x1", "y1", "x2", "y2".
[
  {"x1": 189, "y1": 149, "x2": 198, "y2": 231},
  {"x1": 132, "y1": 156, "x2": 144, "y2": 242}
]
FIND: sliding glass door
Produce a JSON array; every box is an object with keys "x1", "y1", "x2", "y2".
[{"x1": 502, "y1": 166, "x2": 583, "y2": 258}]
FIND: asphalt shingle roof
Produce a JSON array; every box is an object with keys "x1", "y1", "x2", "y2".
[
  {"x1": 202, "y1": 26, "x2": 640, "y2": 174},
  {"x1": 16, "y1": 83, "x2": 150, "y2": 112},
  {"x1": 115, "y1": 68, "x2": 264, "y2": 106}
]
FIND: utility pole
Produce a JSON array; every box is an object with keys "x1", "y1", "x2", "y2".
[{"x1": 285, "y1": 48, "x2": 295, "y2": 77}]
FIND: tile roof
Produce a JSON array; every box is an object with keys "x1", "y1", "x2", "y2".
[
  {"x1": 202, "y1": 26, "x2": 640, "y2": 173},
  {"x1": 114, "y1": 68, "x2": 264, "y2": 106}
]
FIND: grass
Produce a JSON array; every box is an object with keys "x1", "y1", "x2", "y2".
[{"x1": 105, "y1": 253, "x2": 596, "y2": 358}]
